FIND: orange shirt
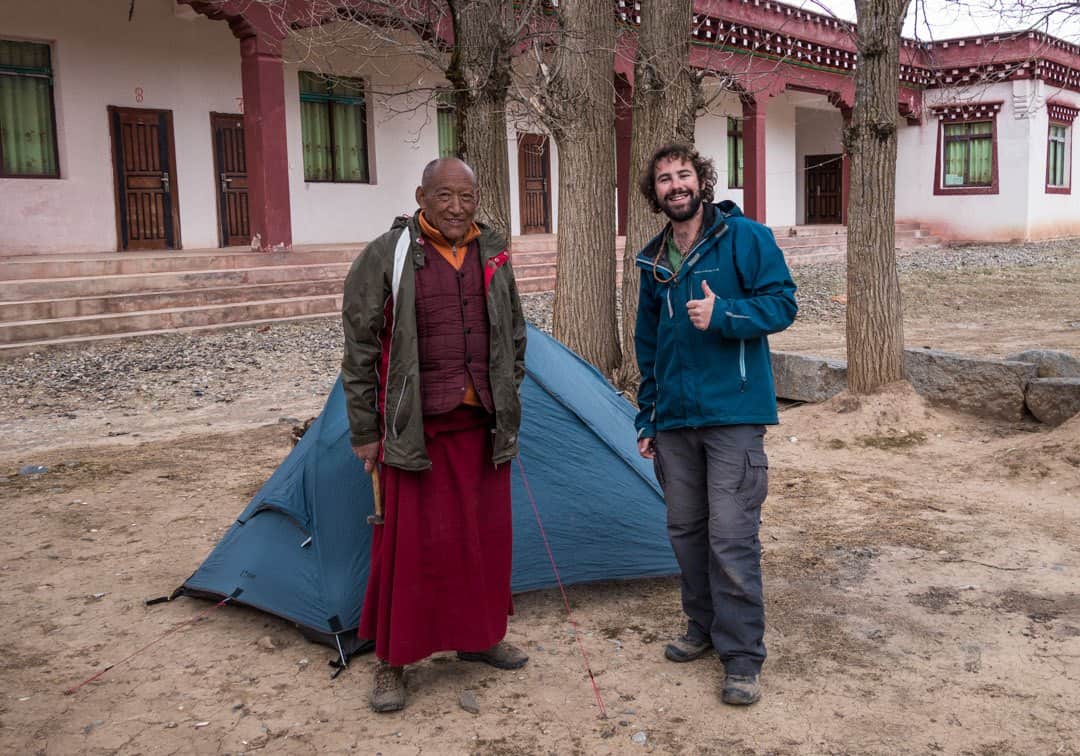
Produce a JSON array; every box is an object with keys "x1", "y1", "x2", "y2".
[{"x1": 417, "y1": 212, "x2": 485, "y2": 408}]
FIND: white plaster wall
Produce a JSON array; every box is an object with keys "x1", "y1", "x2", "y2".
[
  {"x1": 696, "y1": 92, "x2": 743, "y2": 209},
  {"x1": 896, "y1": 83, "x2": 1032, "y2": 241},
  {"x1": 0, "y1": 0, "x2": 242, "y2": 253},
  {"x1": 765, "y1": 94, "x2": 797, "y2": 227},
  {"x1": 794, "y1": 106, "x2": 844, "y2": 223},
  {"x1": 1025, "y1": 87, "x2": 1080, "y2": 239}
]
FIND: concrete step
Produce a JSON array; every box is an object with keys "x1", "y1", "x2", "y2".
[
  {"x1": 0, "y1": 295, "x2": 340, "y2": 344},
  {"x1": 0, "y1": 279, "x2": 345, "y2": 323},
  {"x1": 0, "y1": 313, "x2": 339, "y2": 357},
  {"x1": 0, "y1": 248, "x2": 360, "y2": 281},
  {"x1": 0, "y1": 262, "x2": 353, "y2": 302}
]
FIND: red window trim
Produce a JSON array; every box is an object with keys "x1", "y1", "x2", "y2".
[
  {"x1": 1046, "y1": 120, "x2": 1072, "y2": 195},
  {"x1": 932, "y1": 104, "x2": 1000, "y2": 196}
]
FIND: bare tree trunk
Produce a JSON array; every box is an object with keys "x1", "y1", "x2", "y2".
[
  {"x1": 543, "y1": 0, "x2": 621, "y2": 373},
  {"x1": 845, "y1": 0, "x2": 912, "y2": 393},
  {"x1": 448, "y1": 0, "x2": 515, "y2": 241},
  {"x1": 617, "y1": 0, "x2": 700, "y2": 391}
]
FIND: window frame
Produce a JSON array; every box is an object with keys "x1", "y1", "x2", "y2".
[
  {"x1": 1046, "y1": 121, "x2": 1071, "y2": 194},
  {"x1": 0, "y1": 38, "x2": 61, "y2": 179},
  {"x1": 932, "y1": 103, "x2": 1001, "y2": 197},
  {"x1": 298, "y1": 71, "x2": 371, "y2": 184},
  {"x1": 727, "y1": 116, "x2": 743, "y2": 189},
  {"x1": 435, "y1": 90, "x2": 460, "y2": 159}
]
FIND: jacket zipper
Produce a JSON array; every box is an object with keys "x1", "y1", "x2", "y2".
[
  {"x1": 391, "y1": 376, "x2": 408, "y2": 439},
  {"x1": 738, "y1": 339, "x2": 747, "y2": 392}
]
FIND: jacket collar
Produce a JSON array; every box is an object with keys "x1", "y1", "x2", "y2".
[
  {"x1": 635, "y1": 201, "x2": 734, "y2": 273},
  {"x1": 404, "y1": 211, "x2": 508, "y2": 268}
]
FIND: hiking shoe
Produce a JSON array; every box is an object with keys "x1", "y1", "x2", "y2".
[
  {"x1": 457, "y1": 641, "x2": 529, "y2": 670},
  {"x1": 664, "y1": 634, "x2": 712, "y2": 663},
  {"x1": 721, "y1": 674, "x2": 761, "y2": 706},
  {"x1": 370, "y1": 662, "x2": 405, "y2": 713}
]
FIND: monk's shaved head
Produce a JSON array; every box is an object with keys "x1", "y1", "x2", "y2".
[{"x1": 421, "y1": 157, "x2": 476, "y2": 190}]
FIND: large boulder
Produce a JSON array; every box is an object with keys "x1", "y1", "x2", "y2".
[
  {"x1": 771, "y1": 352, "x2": 848, "y2": 402},
  {"x1": 1003, "y1": 349, "x2": 1080, "y2": 378},
  {"x1": 1024, "y1": 378, "x2": 1080, "y2": 426},
  {"x1": 902, "y1": 349, "x2": 1037, "y2": 422}
]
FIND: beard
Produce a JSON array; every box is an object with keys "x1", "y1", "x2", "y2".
[{"x1": 660, "y1": 189, "x2": 703, "y2": 222}]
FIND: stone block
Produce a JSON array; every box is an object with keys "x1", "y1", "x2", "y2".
[
  {"x1": 1025, "y1": 378, "x2": 1080, "y2": 426},
  {"x1": 1003, "y1": 349, "x2": 1080, "y2": 378},
  {"x1": 903, "y1": 349, "x2": 1037, "y2": 422},
  {"x1": 771, "y1": 351, "x2": 848, "y2": 402}
]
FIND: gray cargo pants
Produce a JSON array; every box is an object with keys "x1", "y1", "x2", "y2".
[{"x1": 654, "y1": 424, "x2": 769, "y2": 676}]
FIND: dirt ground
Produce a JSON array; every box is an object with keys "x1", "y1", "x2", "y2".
[{"x1": 1, "y1": 250, "x2": 1078, "y2": 755}]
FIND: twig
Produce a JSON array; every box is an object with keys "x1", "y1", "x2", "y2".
[{"x1": 942, "y1": 558, "x2": 1024, "y2": 571}]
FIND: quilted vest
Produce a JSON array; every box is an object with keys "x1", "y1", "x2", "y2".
[{"x1": 413, "y1": 239, "x2": 493, "y2": 416}]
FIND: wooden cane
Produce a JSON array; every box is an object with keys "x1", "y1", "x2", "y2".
[{"x1": 366, "y1": 465, "x2": 384, "y2": 526}]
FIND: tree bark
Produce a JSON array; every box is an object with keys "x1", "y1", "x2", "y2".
[
  {"x1": 542, "y1": 0, "x2": 621, "y2": 374},
  {"x1": 617, "y1": 0, "x2": 700, "y2": 391},
  {"x1": 447, "y1": 0, "x2": 515, "y2": 241},
  {"x1": 845, "y1": 0, "x2": 912, "y2": 393}
]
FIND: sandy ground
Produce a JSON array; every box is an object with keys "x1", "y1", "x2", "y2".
[{"x1": 1, "y1": 249, "x2": 1079, "y2": 755}]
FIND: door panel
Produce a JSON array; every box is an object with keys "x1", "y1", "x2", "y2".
[
  {"x1": 109, "y1": 107, "x2": 180, "y2": 250},
  {"x1": 517, "y1": 133, "x2": 551, "y2": 235},
  {"x1": 805, "y1": 154, "x2": 842, "y2": 225},
  {"x1": 211, "y1": 113, "x2": 250, "y2": 247}
]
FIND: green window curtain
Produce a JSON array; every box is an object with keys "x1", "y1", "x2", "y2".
[
  {"x1": 299, "y1": 71, "x2": 368, "y2": 182},
  {"x1": 727, "y1": 117, "x2": 743, "y2": 189},
  {"x1": 0, "y1": 40, "x2": 58, "y2": 177},
  {"x1": 331, "y1": 101, "x2": 368, "y2": 182},
  {"x1": 1048, "y1": 125, "x2": 1067, "y2": 187},
  {"x1": 436, "y1": 91, "x2": 458, "y2": 159},
  {"x1": 942, "y1": 123, "x2": 967, "y2": 186},
  {"x1": 967, "y1": 122, "x2": 992, "y2": 185}
]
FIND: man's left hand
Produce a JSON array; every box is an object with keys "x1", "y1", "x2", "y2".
[{"x1": 686, "y1": 280, "x2": 716, "y2": 330}]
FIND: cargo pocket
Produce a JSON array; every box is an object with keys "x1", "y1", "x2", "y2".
[{"x1": 737, "y1": 448, "x2": 769, "y2": 509}]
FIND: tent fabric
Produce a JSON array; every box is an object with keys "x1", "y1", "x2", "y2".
[{"x1": 180, "y1": 325, "x2": 677, "y2": 648}]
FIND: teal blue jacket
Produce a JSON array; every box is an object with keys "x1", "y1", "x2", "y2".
[{"x1": 634, "y1": 201, "x2": 797, "y2": 438}]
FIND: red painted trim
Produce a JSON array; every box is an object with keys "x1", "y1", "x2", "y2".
[
  {"x1": 932, "y1": 114, "x2": 1000, "y2": 196},
  {"x1": 1046, "y1": 120, "x2": 1073, "y2": 195},
  {"x1": 741, "y1": 97, "x2": 767, "y2": 223}
]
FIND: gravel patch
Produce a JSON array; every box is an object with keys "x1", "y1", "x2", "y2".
[{"x1": 1, "y1": 239, "x2": 1076, "y2": 424}]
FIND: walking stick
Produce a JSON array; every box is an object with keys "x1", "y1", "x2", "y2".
[{"x1": 366, "y1": 465, "x2": 384, "y2": 526}]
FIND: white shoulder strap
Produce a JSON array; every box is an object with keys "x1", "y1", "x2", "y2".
[{"x1": 391, "y1": 227, "x2": 411, "y2": 305}]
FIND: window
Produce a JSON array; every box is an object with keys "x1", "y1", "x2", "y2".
[
  {"x1": 942, "y1": 121, "x2": 993, "y2": 187},
  {"x1": 436, "y1": 91, "x2": 459, "y2": 159},
  {"x1": 0, "y1": 39, "x2": 59, "y2": 178},
  {"x1": 299, "y1": 72, "x2": 370, "y2": 183},
  {"x1": 727, "y1": 117, "x2": 743, "y2": 189},
  {"x1": 1047, "y1": 123, "x2": 1070, "y2": 191}
]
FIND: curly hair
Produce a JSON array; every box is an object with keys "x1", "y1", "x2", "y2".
[{"x1": 638, "y1": 143, "x2": 717, "y2": 214}]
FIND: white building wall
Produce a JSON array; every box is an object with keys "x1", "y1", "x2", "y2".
[
  {"x1": 765, "y1": 94, "x2": 797, "y2": 226},
  {"x1": 0, "y1": 0, "x2": 242, "y2": 253},
  {"x1": 1024, "y1": 85, "x2": 1080, "y2": 239},
  {"x1": 897, "y1": 82, "x2": 1033, "y2": 241},
  {"x1": 696, "y1": 92, "x2": 743, "y2": 208}
]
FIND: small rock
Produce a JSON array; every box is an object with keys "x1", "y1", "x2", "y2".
[
  {"x1": 19, "y1": 465, "x2": 49, "y2": 476},
  {"x1": 257, "y1": 636, "x2": 277, "y2": 651},
  {"x1": 459, "y1": 690, "x2": 480, "y2": 715},
  {"x1": 631, "y1": 731, "x2": 648, "y2": 745},
  {"x1": 194, "y1": 721, "x2": 210, "y2": 729},
  {"x1": 232, "y1": 701, "x2": 245, "y2": 711},
  {"x1": 91, "y1": 592, "x2": 108, "y2": 600},
  {"x1": 164, "y1": 722, "x2": 178, "y2": 729}
]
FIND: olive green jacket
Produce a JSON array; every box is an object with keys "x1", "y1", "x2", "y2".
[{"x1": 341, "y1": 213, "x2": 526, "y2": 471}]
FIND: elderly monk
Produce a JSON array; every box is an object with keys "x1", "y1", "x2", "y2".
[{"x1": 341, "y1": 157, "x2": 528, "y2": 712}]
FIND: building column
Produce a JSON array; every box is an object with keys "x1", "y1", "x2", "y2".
[
  {"x1": 240, "y1": 33, "x2": 292, "y2": 252},
  {"x1": 840, "y1": 107, "x2": 852, "y2": 226},
  {"x1": 741, "y1": 97, "x2": 767, "y2": 223}
]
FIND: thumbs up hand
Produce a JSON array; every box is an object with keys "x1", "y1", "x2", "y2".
[{"x1": 686, "y1": 280, "x2": 716, "y2": 331}]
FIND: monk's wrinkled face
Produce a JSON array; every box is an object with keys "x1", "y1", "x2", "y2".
[{"x1": 416, "y1": 161, "x2": 479, "y2": 244}]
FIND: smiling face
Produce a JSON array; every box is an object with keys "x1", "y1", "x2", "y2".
[
  {"x1": 653, "y1": 156, "x2": 703, "y2": 223},
  {"x1": 415, "y1": 159, "x2": 479, "y2": 244}
]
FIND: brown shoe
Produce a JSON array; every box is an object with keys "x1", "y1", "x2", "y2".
[
  {"x1": 370, "y1": 662, "x2": 405, "y2": 712},
  {"x1": 721, "y1": 674, "x2": 761, "y2": 706},
  {"x1": 457, "y1": 641, "x2": 529, "y2": 670}
]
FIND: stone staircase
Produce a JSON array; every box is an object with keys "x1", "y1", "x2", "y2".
[{"x1": 0, "y1": 223, "x2": 938, "y2": 355}]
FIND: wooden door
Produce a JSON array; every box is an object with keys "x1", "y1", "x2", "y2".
[
  {"x1": 518, "y1": 133, "x2": 551, "y2": 234},
  {"x1": 211, "y1": 113, "x2": 250, "y2": 247},
  {"x1": 805, "y1": 154, "x2": 842, "y2": 224},
  {"x1": 109, "y1": 107, "x2": 181, "y2": 250}
]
